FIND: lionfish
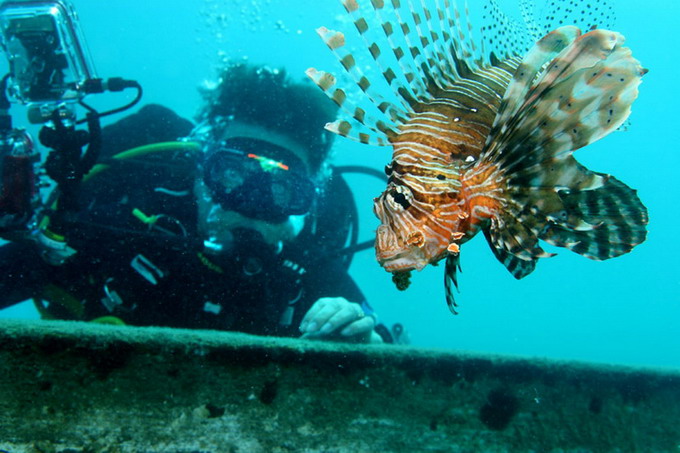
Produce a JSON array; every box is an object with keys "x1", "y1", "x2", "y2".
[{"x1": 307, "y1": 0, "x2": 648, "y2": 312}]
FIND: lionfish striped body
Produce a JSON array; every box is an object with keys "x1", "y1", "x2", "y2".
[{"x1": 308, "y1": 0, "x2": 648, "y2": 312}]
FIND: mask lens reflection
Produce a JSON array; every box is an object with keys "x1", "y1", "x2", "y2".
[{"x1": 202, "y1": 139, "x2": 315, "y2": 222}]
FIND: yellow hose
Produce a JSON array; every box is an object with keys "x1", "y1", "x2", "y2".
[{"x1": 85, "y1": 141, "x2": 201, "y2": 181}]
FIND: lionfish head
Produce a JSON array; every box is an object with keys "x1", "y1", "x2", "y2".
[{"x1": 373, "y1": 182, "x2": 448, "y2": 273}]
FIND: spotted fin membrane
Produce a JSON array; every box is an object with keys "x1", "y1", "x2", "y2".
[{"x1": 477, "y1": 26, "x2": 648, "y2": 275}]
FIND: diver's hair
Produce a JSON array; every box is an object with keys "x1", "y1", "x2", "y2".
[{"x1": 196, "y1": 62, "x2": 339, "y2": 177}]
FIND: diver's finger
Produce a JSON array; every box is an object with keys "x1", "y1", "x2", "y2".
[
  {"x1": 299, "y1": 299, "x2": 325, "y2": 330},
  {"x1": 300, "y1": 298, "x2": 343, "y2": 333},
  {"x1": 308, "y1": 303, "x2": 347, "y2": 333},
  {"x1": 300, "y1": 297, "x2": 335, "y2": 330},
  {"x1": 317, "y1": 302, "x2": 365, "y2": 335},
  {"x1": 340, "y1": 316, "x2": 375, "y2": 337}
]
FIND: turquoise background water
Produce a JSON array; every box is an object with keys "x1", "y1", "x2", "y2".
[{"x1": 0, "y1": 0, "x2": 677, "y2": 370}]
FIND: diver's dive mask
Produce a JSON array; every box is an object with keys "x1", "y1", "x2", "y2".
[{"x1": 202, "y1": 137, "x2": 316, "y2": 223}]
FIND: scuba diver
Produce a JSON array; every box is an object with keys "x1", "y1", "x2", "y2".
[{"x1": 0, "y1": 62, "x2": 393, "y2": 343}]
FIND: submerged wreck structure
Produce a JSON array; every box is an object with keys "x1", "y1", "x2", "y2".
[{"x1": 0, "y1": 319, "x2": 678, "y2": 452}]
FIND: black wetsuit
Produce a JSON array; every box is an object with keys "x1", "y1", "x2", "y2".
[{"x1": 0, "y1": 105, "x2": 367, "y2": 337}]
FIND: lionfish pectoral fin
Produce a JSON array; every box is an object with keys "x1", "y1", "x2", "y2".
[
  {"x1": 474, "y1": 26, "x2": 648, "y2": 265},
  {"x1": 488, "y1": 26, "x2": 582, "y2": 135},
  {"x1": 483, "y1": 27, "x2": 646, "y2": 166},
  {"x1": 541, "y1": 176, "x2": 648, "y2": 260},
  {"x1": 444, "y1": 254, "x2": 460, "y2": 315},
  {"x1": 483, "y1": 229, "x2": 538, "y2": 280},
  {"x1": 482, "y1": 216, "x2": 554, "y2": 279}
]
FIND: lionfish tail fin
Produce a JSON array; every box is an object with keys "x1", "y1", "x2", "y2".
[{"x1": 473, "y1": 26, "x2": 648, "y2": 274}]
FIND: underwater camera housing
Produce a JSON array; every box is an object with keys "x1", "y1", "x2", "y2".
[
  {"x1": 0, "y1": 0, "x2": 96, "y2": 123},
  {"x1": 0, "y1": 0, "x2": 140, "y2": 242}
]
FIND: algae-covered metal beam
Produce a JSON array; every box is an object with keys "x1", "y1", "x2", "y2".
[{"x1": 0, "y1": 319, "x2": 678, "y2": 452}]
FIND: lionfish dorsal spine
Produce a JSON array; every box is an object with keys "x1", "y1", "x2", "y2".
[
  {"x1": 402, "y1": 0, "x2": 452, "y2": 92},
  {"x1": 307, "y1": 26, "x2": 400, "y2": 145},
  {"x1": 449, "y1": 0, "x2": 484, "y2": 70},
  {"x1": 430, "y1": 0, "x2": 463, "y2": 81},
  {"x1": 308, "y1": 0, "x2": 498, "y2": 147},
  {"x1": 350, "y1": 0, "x2": 431, "y2": 108},
  {"x1": 305, "y1": 67, "x2": 392, "y2": 146},
  {"x1": 388, "y1": 0, "x2": 485, "y2": 94},
  {"x1": 429, "y1": 0, "x2": 475, "y2": 81}
]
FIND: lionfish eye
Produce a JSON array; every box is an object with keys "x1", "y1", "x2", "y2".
[{"x1": 389, "y1": 188, "x2": 412, "y2": 210}]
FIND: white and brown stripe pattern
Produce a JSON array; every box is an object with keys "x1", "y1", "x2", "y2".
[{"x1": 310, "y1": 0, "x2": 648, "y2": 312}]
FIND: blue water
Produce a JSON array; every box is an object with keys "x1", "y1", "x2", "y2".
[{"x1": 0, "y1": 0, "x2": 677, "y2": 371}]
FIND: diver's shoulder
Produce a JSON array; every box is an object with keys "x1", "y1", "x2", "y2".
[{"x1": 100, "y1": 104, "x2": 194, "y2": 158}]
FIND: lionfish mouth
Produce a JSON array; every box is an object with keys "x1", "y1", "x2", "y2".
[
  {"x1": 378, "y1": 252, "x2": 427, "y2": 273},
  {"x1": 376, "y1": 225, "x2": 432, "y2": 272},
  {"x1": 380, "y1": 257, "x2": 413, "y2": 272}
]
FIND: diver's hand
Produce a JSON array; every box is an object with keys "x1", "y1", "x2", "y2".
[{"x1": 299, "y1": 297, "x2": 381, "y2": 343}]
